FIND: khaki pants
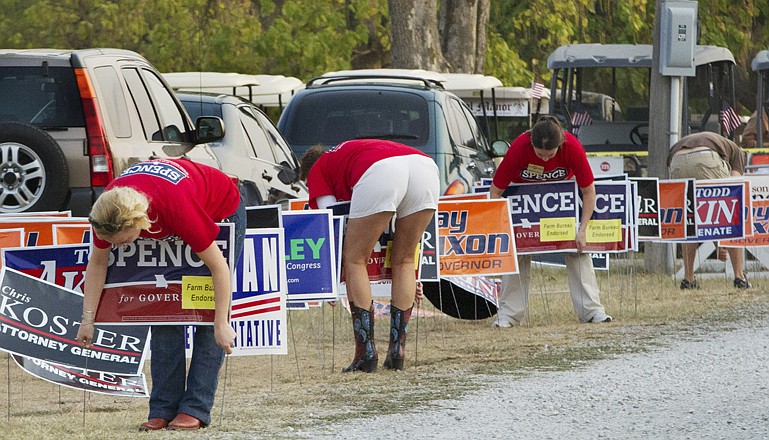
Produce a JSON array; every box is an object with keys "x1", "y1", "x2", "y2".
[
  {"x1": 669, "y1": 149, "x2": 729, "y2": 180},
  {"x1": 497, "y1": 254, "x2": 607, "y2": 324}
]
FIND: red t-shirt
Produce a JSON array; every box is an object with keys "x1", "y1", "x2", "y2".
[
  {"x1": 306, "y1": 139, "x2": 430, "y2": 208},
  {"x1": 492, "y1": 131, "x2": 594, "y2": 189},
  {"x1": 93, "y1": 159, "x2": 240, "y2": 253}
]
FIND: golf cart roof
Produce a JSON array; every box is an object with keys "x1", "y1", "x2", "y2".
[
  {"x1": 439, "y1": 73, "x2": 504, "y2": 92},
  {"x1": 547, "y1": 44, "x2": 734, "y2": 69},
  {"x1": 751, "y1": 50, "x2": 769, "y2": 71},
  {"x1": 162, "y1": 72, "x2": 304, "y2": 107}
]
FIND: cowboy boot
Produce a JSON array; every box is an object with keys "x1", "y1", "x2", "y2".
[
  {"x1": 383, "y1": 304, "x2": 413, "y2": 370},
  {"x1": 342, "y1": 302, "x2": 378, "y2": 373}
]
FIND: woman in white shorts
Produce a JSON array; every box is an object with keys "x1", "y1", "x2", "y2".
[{"x1": 301, "y1": 139, "x2": 439, "y2": 372}]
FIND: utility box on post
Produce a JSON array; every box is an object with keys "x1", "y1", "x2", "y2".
[{"x1": 659, "y1": 1, "x2": 697, "y2": 77}]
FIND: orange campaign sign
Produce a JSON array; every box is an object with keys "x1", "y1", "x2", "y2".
[
  {"x1": 658, "y1": 180, "x2": 689, "y2": 241},
  {"x1": 437, "y1": 199, "x2": 517, "y2": 277},
  {"x1": 53, "y1": 224, "x2": 92, "y2": 245},
  {"x1": 0, "y1": 228, "x2": 24, "y2": 266},
  {"x1": 288, "y1": 199, "x2": 310, "y2": 210},
  {"x1": 0, "y1": 217, "x2": 90, "y2": 246}
]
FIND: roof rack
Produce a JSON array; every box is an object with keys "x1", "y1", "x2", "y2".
[{"x1": 307, "y1": 73, "x2": 444, "y2": 89}]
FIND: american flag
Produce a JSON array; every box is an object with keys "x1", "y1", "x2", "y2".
[
  {"x1": 231, "y1": 292, "x2": 282, "y2": 320},
  {"x1": 531, "y1": 81, "x2": 545, "y2": 100},
  {"x1": 720, "y1": 101, "x2": 742, "y2": 136},
  {"x1": 570, "y1": 103, "x2": 592, "y2": 135}
]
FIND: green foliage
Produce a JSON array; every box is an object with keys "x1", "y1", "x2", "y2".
[{"x1": 0, "y1": 0, "x2": 767, "y2": 110}]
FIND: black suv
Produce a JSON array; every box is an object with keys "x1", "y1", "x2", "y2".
[
  {"x1": 277, "y1": 71, "x2": 497, "y2": 194},
  {"x1": 0, "y1": 48, "x2": 223, "y2": 214}
]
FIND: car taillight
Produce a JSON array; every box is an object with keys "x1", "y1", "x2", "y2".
[
  {"x1": 444, "y1": 180, "x2": 467, "y2": 195},
  {"x1": 75, "y1": 68, "x2": 114, "y2": 187}
]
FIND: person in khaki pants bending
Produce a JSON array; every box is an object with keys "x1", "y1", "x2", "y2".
[{"x1": 668, "y1": 131, "x2": 750, "y2": 290}]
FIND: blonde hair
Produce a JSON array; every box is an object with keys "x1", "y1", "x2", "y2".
[{"x1": 89, "y1": 186, "x2": 153, "y2": 238}]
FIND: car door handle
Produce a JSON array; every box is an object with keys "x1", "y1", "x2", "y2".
[{"x1": 262, "y1": 170, "x2": 273, "y2": 182}]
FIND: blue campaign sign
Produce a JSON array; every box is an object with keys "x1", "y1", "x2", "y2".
[
  {"x1": 505, "y1": 181, "x2": 579, "y2": 224},
  {"x1": 103, "y1": 223, "x2": 234, "y2": 284},
  {"x1": 590, "y1": 181, "x2": 630, "y2": 223},
  {"x1": 694, "y1": 181, "x2": 745, "y2": 241},
  {"x1": 281, "y1": 211, "x2": 338, "y2": 302},
  {"x1": 2, "y1": 244, "x2": 90, "y2": 294}
]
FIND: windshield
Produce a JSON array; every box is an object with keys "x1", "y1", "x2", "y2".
[{"x1": 283, "y1": 89, "x2": 430, "y2": 149}]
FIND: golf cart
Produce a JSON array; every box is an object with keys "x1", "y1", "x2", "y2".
[{"x1": 547, "y1": 43, "x2": 737, "y2": 176}]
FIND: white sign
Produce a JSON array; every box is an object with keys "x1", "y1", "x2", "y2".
[{"x1": 465, "y1": 99, "x2": 528, "y2": 117}]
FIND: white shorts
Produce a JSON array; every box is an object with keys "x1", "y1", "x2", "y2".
[{"x1": 349, "y1": 155, "x2": 440, "y2": 219}]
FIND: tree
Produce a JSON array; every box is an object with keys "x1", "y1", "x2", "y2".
[{"x1": 388, "y1": 0, "x2": 490, "y2": 73}]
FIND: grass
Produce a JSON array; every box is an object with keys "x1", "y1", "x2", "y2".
[{"x1": 1, "y1": 262, "x2": 768, "y2": 439}]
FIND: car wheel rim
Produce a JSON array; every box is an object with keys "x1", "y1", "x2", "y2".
[{"x1": 0, "y1": 141, "x2": 46, "y2": 212}]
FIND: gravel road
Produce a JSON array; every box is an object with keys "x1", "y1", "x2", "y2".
[{"x1": 293, "y1": 316, "x2": 769, "y2": 440}]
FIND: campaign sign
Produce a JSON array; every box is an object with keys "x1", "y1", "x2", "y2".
[
  {"x1": 52, "y1": 224, "x2": 91, "y2": 245},
  {"x1": 532, "y1": 252, "x2": 610, "y2": 270},
  {"x1": 630, "y1": 177, "x2": 661, "y2": 240},
  {"x1": 418, "y1": 213, "x2": 439, "y2": 281},
  {"x1": 329, "y1": 201, "x2": 394, "y2": 283},
  {"x1": 0, "y1": 228, "x2": 24, "y2": 266},
  {"x1": 505, "y1": 181, "x2": 579, "y2": 254},
  {"x1": 0, "y1": 268, "x2": 149, "y2": 375},
  {"x1": 13, "y1": 354, "x2": 148, "y2": 397},
  {"x1": 231, "y1": 228, "x2": 287, "y2": 356},
  {"x1": 282, "y1": 211, "x2": 337, "y2": 302},
  {"x1": 96, "y1": 224, "x2": 235, "y2": 325},
  {"x1": 581, "y1": 181, "x2": 632, "y2": 253},
  {"x1": 0, "y1": 217, "x2": 90, "y2": 246},
  {"x1": 721, "y1": 175, "x2": 769, "y2": 247},
  {"x1": 437, "y1": 199, "x2": 517, "y2": 277},
  {"x1": 692, "y1": 180, "x2": 745, "y2": 241},
  {"x1": 2, "y1": 243, "x2": 90, "y2": 294},
  {"x1": 246, "y1": 205, "x2": 282, "y2": 229},
  {"x1": 658, "y1": 179, "x2": 689, "y2": 241}
]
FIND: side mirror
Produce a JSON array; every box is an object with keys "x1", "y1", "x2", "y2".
[
  {"x1": 196, "y1": 116, "x2": 225, "y2": 143},
  {"x1": 490, "y1": 140, "x2": 510, "y2": 157},
  {"x1": 278, "y1": 165, "x2": 298, "y2": 185}
]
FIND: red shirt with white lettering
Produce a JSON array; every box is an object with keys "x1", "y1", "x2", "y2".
[
  {"x1": 92, "y1": 159, "x2": 239, "y2": 253},
  {"x1": 492, "y1": 131, "x2": 594, "y2": 189},
  {"x1": 306, "y1": 139, "x2": 430, "y2": 208}
]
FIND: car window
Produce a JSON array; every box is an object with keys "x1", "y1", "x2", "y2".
[
  {"x1": 181, "y1": 99, "x2": 222, "y2": 122},
  {"x1": 284, "y1": 90, "x2": 429, "y2": 147},
  {"x1": 254, "y1": 109, "x2": 296, "y2": 168},
  {"x1": 459, "y1": 101, "x2": 486, "y2": 150},
  {"x1": 93, "y1": 66, "x2": 131, "y2": 138},
  {"x1": 448, "y1": 98, "x2": 476, "y2": 148},
  {"x1": 240, "y1": 106, "x2": 278, "y2": 162},
  {"x1": 123, "y1": 68, "x2": 162, "y2": 141},
  {"x1": 0, "y1": 66, "x2": 84, "y2": 127},
  {"x1": 142, "y1": 69, "x2": 188, "y2": 143}
]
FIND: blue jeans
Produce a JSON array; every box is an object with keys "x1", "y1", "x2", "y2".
[{"x1": 148, "y1": 200, "x2": 246, "y2": 425}]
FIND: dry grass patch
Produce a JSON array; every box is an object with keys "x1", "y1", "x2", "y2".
[{"x1": 1, "y1": 266, "x2": 768, "y2": 439}]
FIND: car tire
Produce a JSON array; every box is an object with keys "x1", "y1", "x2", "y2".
[{"x1": 0, "y1": 122, "x2": 69, "y2": 213}]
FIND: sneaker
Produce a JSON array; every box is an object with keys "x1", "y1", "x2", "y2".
[
  {"x1": 589, "y1": 314, "x2": 613, "y2": 323},
  {"x1": 491, "y1": 319, "x2": 513, "y2": 328},
  {"x1": 680, "y1": 279, "x2": 700, "y2": 290},
  {"x1": 733, "y1": 277, "x2": 751, "y2": 289}
]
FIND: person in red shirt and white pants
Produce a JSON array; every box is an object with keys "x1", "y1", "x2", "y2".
[{"x1": 301, "y1": 139, "x2": 439, "y2": 372}]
